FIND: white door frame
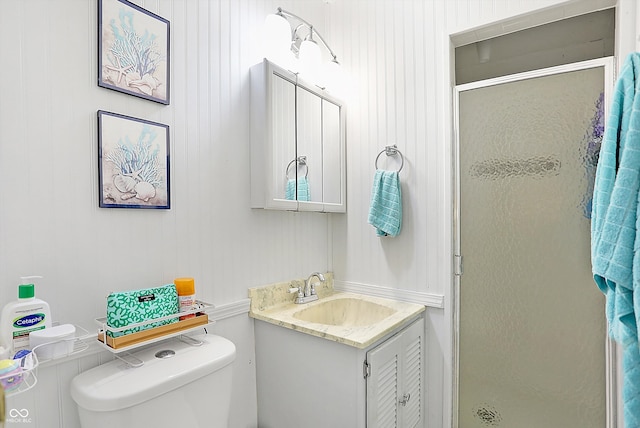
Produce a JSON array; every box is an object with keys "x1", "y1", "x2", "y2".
[{"x1": 452, "y1": 56, "x2": 617, "y2": 428}]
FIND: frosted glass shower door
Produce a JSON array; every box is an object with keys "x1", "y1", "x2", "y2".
[{"x1": 455, "y1": 61, "x2": 610, "y2": 428}]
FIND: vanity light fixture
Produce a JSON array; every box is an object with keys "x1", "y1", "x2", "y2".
[{"x1": 264, "y1": 7, "x2": 340, "y2": 89}]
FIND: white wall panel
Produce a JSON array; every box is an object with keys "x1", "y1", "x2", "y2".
[
  {"x1": 0, "y1": 0, "x2": 331, "y2": 329},
  {"x1": 0, "y1": 1, "x2": 329, "y2": 427},
  {"x1": 329, "y1": 0, "x2": 449, "y2": 295}
]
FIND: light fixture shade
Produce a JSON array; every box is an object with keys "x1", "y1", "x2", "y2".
[
  {"x1": 326, "y1": 59, "x2": 340, "y2": 76},
  {"x1": 324, "y1": 59, "x2": 341, "y2": 89},
  {"x1": 299, "y1": 39, "x2": 321, "y2": 75},
  {"x1": 263, "y1": 9, "x2": 342, "y2": 89},
  {"x1": 264, "y1": 13, "x2": 291, "y2": 60}
]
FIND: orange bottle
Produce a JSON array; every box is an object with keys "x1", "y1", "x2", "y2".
[{"x1": 174, "y1": 277, "x2": 196, "y2": 320}]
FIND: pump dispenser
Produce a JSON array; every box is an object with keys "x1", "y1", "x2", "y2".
[{"x1": 0, "y1": 276, "x2": 52, "y2": 355}]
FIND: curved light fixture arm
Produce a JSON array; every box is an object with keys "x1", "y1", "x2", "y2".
[{"x1": 276, "y1": 7, "x2": 339, "y2": 63}]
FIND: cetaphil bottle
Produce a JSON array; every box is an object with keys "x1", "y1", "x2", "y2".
[{"x1": 0, "y1": 276, "x2": 52, "y2": 355}]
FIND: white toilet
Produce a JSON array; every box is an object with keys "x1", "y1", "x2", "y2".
[{"x1": 70, "y1": 333, "x2": 236, "y2": 428}]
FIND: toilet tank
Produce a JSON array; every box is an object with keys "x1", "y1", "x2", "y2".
[{"x1": 71, "y1": 333, "x2": 236, "y2": 428}]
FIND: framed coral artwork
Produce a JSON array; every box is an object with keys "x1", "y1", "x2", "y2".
[
  {"x1": 98, "y1": 0, "x2": 170, "y2": 104},
  {"x1": 98, "y1": 110, "x2": 171, "y2": 209}
]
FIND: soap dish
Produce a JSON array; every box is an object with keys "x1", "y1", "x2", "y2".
[{"x1": 31, "y1": 324, "x2": 91, "y2": 364}]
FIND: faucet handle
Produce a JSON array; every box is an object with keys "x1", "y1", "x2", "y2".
[
  {"x1": 307, "y1": 273, "x2": 325, "y2": 296},
  {"x1": 289, "y1": 287, "x2": 305, "y2": 301}
]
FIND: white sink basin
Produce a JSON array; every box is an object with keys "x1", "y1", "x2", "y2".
[
  {"x1": 248, "y1": 279, "x2": 426, "y2": 348},
  {"x1": 292, "y1": 297, "x2": 396, "y2": 327}
]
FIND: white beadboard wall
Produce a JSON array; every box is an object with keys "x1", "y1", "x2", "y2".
[
  {"x1": 2, "y1": 0, "x2": 638, "y2": 428},
  {"x1": 0, "y1": 0, "x2": 330, "y2": 338},
  {"x1": 0, "y1": 1, "x2": 329, "y2": 428}
]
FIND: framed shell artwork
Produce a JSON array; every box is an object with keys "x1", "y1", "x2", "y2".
[
  {"x1": 98, "y1": 110, "x2": 170, "y2": 209},
  {"x1": 98, "y1": 0, "x2": 170, "y2": 104}
]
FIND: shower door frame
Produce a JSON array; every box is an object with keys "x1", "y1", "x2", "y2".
[{"x1": 452, "y1": 56, "x2": 617, "y2": 428}]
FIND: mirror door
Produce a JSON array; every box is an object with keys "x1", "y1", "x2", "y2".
[
  {"x1": 322, "y1": 99, "x2": 343, "y2": 209},
  {"x1": 271, "y1": 72, "x2": 297, "y2": 204},
  {"x1": 296, "y1": 86, "x2": 323, "y2": 208}
]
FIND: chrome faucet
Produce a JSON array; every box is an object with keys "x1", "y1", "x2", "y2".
[{"x1": 295, "y1": 272, "x2": 325, "y2": 304}]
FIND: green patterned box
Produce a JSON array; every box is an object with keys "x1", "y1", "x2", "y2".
[{"x1": 106, "y1": 284, "x2": 179, "y2": 337}]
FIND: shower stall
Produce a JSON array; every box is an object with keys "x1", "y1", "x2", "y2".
[{"x1": 454, "y1": 57, "x2": 614, "y2": 427}]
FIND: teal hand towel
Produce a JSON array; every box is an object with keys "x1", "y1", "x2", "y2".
[
  {"x1": 368, "y1": 170, "x2": 402, "y2": 237},
  {"x1": 297, "y1": 177, "x2": 310, "y2": 202},
  {"x1": 285, "y1": 179, "x2": 295, "y2": 200},
  {"x1": 285, "y1": 177, "x2": 310, "y2": 201},
  {"x1": 591, "y1": 52, "x2": 640, "y2": 428}
]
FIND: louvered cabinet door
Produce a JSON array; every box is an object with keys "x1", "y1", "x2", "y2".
[
  {"x1": 401, "y1": 321, "x2": 423, "y2": 427},
  {"x1": 366, "y1": 318, "x2": 424, "y2": 428},
  {"x1": 368, "y1": 333, "x2": 401, "y2": 427}
]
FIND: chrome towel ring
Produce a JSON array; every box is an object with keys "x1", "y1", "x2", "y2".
[
  {"x1": 286, "y1": 156, "x2": 309, "y2": 179},
  {"x1": 375, "y1": 144, "x2": 404, "y2": 173}
]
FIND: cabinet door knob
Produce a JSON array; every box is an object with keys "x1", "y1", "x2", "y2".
[{"x1": 399, "y1": 393, "x2": 411, "y2": 406}]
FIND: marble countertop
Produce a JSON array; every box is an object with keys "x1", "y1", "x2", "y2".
[{"x1": 248, "y1": 274, "x2": 425, "y2": 349}]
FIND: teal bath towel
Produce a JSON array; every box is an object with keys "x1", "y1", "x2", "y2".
[
  {"x1": 368, "y1": 170, "x2": 402, "y2": 237},
  {"x1": 591, "y1": 52, "x2": 640, "y2": 428},
  {"x1": 285, "y1": 177, "x2": 310, "y2": 201}
]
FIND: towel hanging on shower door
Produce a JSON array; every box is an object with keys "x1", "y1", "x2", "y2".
[{"x1": 591, "y1": 52, "x2": 640, "y2": 428}]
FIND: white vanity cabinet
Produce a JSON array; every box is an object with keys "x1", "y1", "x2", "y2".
[
  {"x1": 365, "y1": 317, "x2": 424, "y2": 427},
  {"x1": 254, "y1": 316, "x2": 425, "y2": 428},
  {"x1": 250, "y1": 59, "x2": 346, "y2": 212}
]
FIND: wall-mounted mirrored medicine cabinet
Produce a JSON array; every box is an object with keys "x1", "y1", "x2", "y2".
[{"x1": 250, "y1": 59, "x2": 346, "y2": 212}]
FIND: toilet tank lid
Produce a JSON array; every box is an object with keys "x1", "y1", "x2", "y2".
[{"x1": 70, "y1": 333, "x2": 236, "y2": 412}]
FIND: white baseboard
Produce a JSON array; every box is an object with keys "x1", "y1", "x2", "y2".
[
  {"x1": 334, "y1": 280, "x2": 444, "y2": 308},
  {"x1": 210, "y1": 298, "x2": 251, "y2": 320}
]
